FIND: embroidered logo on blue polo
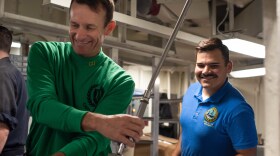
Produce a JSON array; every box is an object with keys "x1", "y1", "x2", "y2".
[{"x1": 204, "y1": 107, "x2": 218, "y2": 127}]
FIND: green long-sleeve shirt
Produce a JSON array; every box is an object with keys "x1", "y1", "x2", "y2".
[{"x1": 26, "y1": 42, "x2": 135, "y2": 156}]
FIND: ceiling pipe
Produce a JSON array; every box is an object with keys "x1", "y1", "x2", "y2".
[
  {"x1": 0, "y1": 12, "x2": 69, "y2": 37},
  {"x1": 0, "y1": 0, "x2": 5, "y2": 19},
  {"x1": 211, "y1": 0, "x2": 217, "y2": 36},
  {"x1": 229, "y1": 0, "x2": 235, "y2": 31}
]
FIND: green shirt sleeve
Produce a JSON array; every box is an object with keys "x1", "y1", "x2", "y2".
[
  {"x1": 27, "y1": 42, "x2": 86, "y2": 132},
  {"x1": 57, "y1": 75, "x2": 135, "y2": 155},
  {"x1": 59, "y1": 132, "x2": 110, "y2": 156}
]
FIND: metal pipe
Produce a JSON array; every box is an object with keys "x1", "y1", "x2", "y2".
[
  {"x1": 145, "y1": 0, "x2": 192, "y2": 96},
  {"x1": 159, "y1": 99, "x2": 182, "y2": 103},
  {"x1": 0, "y1": 0, "x2": 5, "y2": 18},
  {"x1": 229, "y1": 0, "x2": 235, "y2": 31},
  {"x1": 113, "y1": 0, "x2": 193, "y2": 155},
  {"x1": 211, "y1": 0, "x2": 217, "y2": 36}
]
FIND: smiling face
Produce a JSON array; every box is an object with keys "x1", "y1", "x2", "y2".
[
  {"x1": 195, "y1": 49, "x2": 232, "y2": 96},
  {"x1": 69, "y1": 2, "x2": 115, "y2": 57}
]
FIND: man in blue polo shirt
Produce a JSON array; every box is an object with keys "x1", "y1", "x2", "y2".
[{"x1": 172, "y1": 38, "x2": 258, "y2": 156}]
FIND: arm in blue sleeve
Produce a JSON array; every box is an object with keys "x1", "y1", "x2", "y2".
[{"x1": 228, "y1": 104, "x2": 258, "y2": 150}]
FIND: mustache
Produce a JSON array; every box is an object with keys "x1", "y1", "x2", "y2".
[{"x1": 200, "y1": 73, "x2": 218, "y2": 78}]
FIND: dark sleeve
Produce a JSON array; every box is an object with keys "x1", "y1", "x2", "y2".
[{"x1": 0, "y1": 73, "x2": 18, "y2": 130}]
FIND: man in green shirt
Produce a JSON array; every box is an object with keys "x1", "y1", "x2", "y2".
[{"x1": 26, "y1": 0, "x2": 145, "y2": 155}]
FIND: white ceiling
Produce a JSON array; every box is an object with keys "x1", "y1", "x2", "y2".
[{"x1": 0, "y1": 0, "x2": 264, "y2": 71}]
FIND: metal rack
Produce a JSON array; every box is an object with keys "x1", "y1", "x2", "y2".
[
  {"x1": 10, "y1": 54, "x2": 27, "y2": 80},
  {"x1": 129, "y1": 65, "x2": 182, "y2": 156}
]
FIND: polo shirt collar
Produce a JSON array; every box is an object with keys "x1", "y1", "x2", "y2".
[{"x1": 194, "y1": 79, "x2": 231, "y2": 103}]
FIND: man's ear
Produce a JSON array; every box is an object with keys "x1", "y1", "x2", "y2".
[
  {"x1": 104, "y1": 20, "x2": 116, "y2": 35},
  {"x1": 227, "y1": 61, "x2": 233, "y2": 73}
]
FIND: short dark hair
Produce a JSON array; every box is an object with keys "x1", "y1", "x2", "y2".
[
  {"x1": 195, "y1": 37, "x2": 230, "y2": 65},
  {"x1": 70, "y1": 0, "x2": 115, "y2": 27},
  {"x1": 0, "y1": 25, "x2": 12, "y2": 53}
]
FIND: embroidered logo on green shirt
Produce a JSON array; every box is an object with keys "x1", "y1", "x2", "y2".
[
  {"x1": 89, "y1": 61, "x2": 96, "y2": 67},
  {"x1": 84, "y1": 85, "x2": 104, "y2": 111}
]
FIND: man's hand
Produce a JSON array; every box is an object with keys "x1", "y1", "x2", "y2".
[
  {"x1": 82, "y1": 113, "x2": 145, "y2": 147},
  {"x1": 0, "y1": 122, "x2": 9, "y2": 153},
  {"x1": 171, "y1": 135, "x2": 181, "y2": 156},
  {"x1": 236, "y1": 147, "x2": 257, "y2": 156}
]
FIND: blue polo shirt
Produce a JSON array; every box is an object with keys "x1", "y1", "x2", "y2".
[{"x1": 180, "y1": 80, "x2": 258, "y2": 156}]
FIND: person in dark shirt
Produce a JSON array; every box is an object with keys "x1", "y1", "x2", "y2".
[{"x1": 0, "y1": 25, "x2": 29, "y2": 156}]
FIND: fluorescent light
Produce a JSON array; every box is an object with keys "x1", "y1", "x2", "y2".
[
  {"x1": 42, "y1": 0, "x2": 70, "y2": 8},
  {"x1": 11, "y1": 42, "x2": 21, "y2": 48},
  {"x1": 230, "y1": 67, "x2": 265, "y2": 78},
  {"x1": 223, "y1": 38, "x2": 265, "y2": 58}
]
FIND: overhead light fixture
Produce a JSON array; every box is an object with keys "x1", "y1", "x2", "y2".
[
  {"x1": 230, "y1": 67, "x2": 265, "y2": 78},
  {"x1": 11, "y1": 42, "x2": 21, "y2": 48},
  {"x1": 42, "y1": 0, "x2": 70, "y2": 8},
  {"x1": 222, "y1": 38, "x2": 265, "y2": 58}
]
